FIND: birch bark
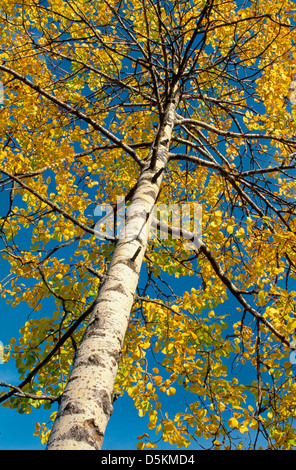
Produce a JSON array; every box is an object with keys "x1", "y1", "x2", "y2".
[{"x1": 46, "y1": 87, "x2": 179, "y2": 450}]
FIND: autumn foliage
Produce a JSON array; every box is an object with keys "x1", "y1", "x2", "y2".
[{"x1": 1, "y1": 0, "x2": 296, "y2": 450}]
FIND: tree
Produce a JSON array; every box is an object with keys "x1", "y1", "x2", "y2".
[{"x1": 1, "y1": 0, "x2": 296, "y2": 450}]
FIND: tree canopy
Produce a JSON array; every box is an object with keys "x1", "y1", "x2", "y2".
[{"x1": 1, "y1": 0, "x2": 296, "y2": 450}]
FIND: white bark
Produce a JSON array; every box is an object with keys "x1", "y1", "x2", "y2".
[{"x1": 46, "y1": 89, "x2": 179, "y2": 450}]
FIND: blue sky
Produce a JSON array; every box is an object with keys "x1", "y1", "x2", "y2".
[
  {"x1": 0, "y1": 292, "x2": 149, "y2": 450},
  {"x1": 0, "y1": 268, "x2": 205, "y2": 450},
  {"x1": 0, "y1": 175, "x2": 209, "y2": 450},
  {"x1": 0, "y1": 172, "x2": 282, "y2": 450},
  {"x1": 0, "y1": 97, "x2": 289, "y2": 452},
  {"x1": 0, "y1": 234, "x2": 260, "y2": 451},
  {"x1": 0, "y1": 370, "x2": 152, "y2": 450},
  {"x1": 1, "y1": 2, "x2": 295, "y2": 450}
]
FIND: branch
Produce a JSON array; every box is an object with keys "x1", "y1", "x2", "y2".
[
  {"x1": 32, "y1": 44, "x2": 158, "y2": 107},
  {"x1": 197, "y1": 242, "x2": 291, "y2": 348},
  {"x1": 168, "y1": 151, "x2": 220, "y2": 170},
  {"x1": 0, "y1": 64, "x2": 145, "y2": 168},
  {"x1": 150, "y1": 217, "x2": 293, "y2": 350},
  {"x1": 240, "y1": 162, "x2": 296, "y2": 176},
  {"x1": 0, "y1": 298, "x2": 97, "y2": 405},
  {"x1": 0, "y1": 168, "x2": 95, "y2": 236},
  {"x1": 135, "y1": 294, "x2": 181, "y2": 316},
  {"x1": 168, "y1": 151, "x2": 275, "y2": 230},
  {"x1": 14, "y1": 141, "x2": 152, "y2": 179},
  {"x1": 176, "y1": 115, "x2": 296, "y2": 147},
  {"x1": 0, "y1": 381, "x2": 58, "y2": 402}
]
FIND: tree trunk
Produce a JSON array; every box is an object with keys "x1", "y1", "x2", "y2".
[{"x1": 46, "y1": 87, "x2": 179, "y2": 450}]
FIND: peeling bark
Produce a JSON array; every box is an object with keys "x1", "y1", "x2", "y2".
[{"x1": 46, "y1": 88, "x2": 179, "y2": 450}]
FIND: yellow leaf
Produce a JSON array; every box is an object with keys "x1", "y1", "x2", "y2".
[
  {"x1": 228, "y1": 417, "x2": 239, "y2": 428},
  {"x1": 258, "y1": 290, "x2": 267, "y2": 306},
  {"x1": 249, "y1": 419, "x2": 258, "y2": 430},
  {"x1": 239, "y1": 425, "x2": 249, "y2": 434},
  {"x1": 146, "y1": 442, "x2": 157, "y2": 449},
  {"x1": 235, "y1": 227, "x2": 245, "y2": 238},
  {"x1": 156, "y1": 424, "x2": 162, "y2": 435},
  {"x1": 163, "y1": 422, "x2": 175, "y2": 434},
  {"x1": 148, "y1": 422, "x2": 156, "y2": 429}
]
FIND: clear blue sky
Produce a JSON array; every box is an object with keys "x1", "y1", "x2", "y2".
[
  {"x1": 0, "y1": 184, "x2": 266, "y2": 450},
  {"x1": 0, "y1": 47, "x2": 284, "y2": 454},
  {"x1": 0, "y1": 267, "x2": 205, "y2": 450}
]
